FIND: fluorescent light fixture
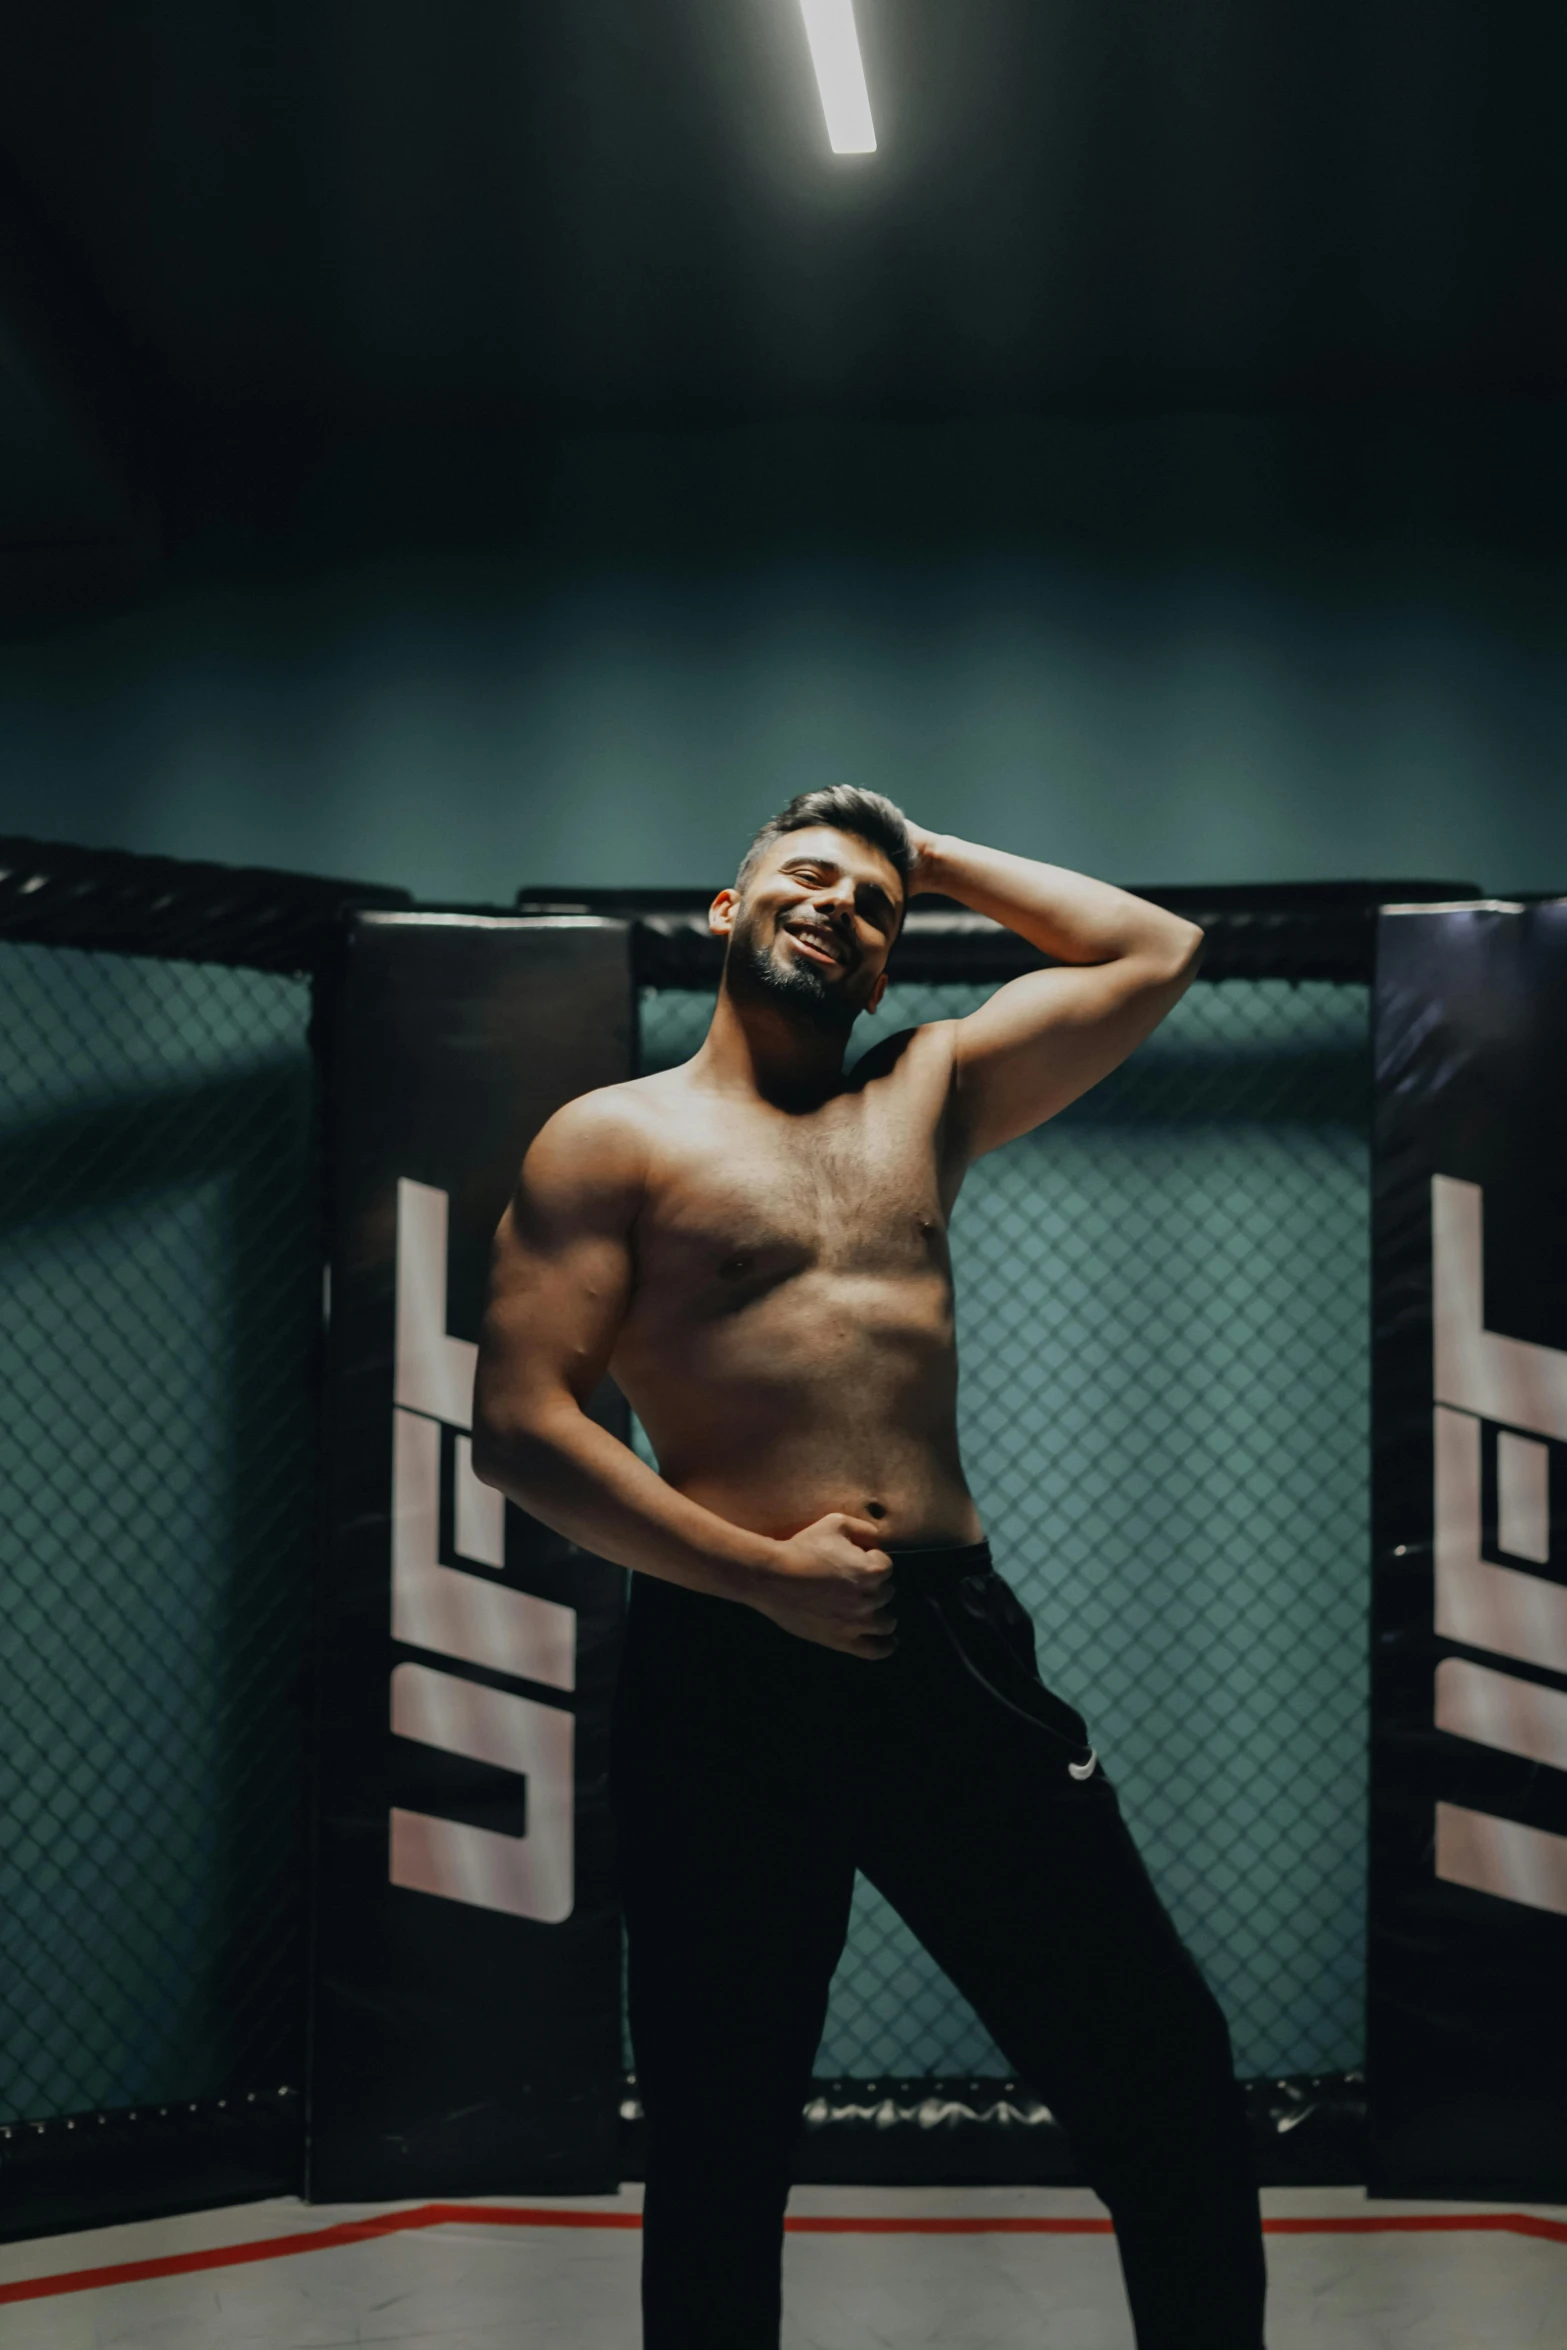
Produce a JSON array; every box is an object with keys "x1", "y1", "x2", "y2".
[{"x1": 798, "y1": 0, "x2": 877, "y2": 155}]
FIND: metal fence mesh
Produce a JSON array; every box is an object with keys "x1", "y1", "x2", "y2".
[
  {"x1": 0, "y1": 943, "x2": 319, "y2": 2123},
  {"x1": 637, "y1": 976, "x2": 1370, "y2": 2081}
]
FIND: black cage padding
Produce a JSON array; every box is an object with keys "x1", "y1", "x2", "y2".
[
  {"x1": 0, "y1": 835, "x2": 412, "y2": 973},
  {"x1": 0, "y1": 2092, "x2": 301, "y2": 2246},
  {"x1": 517, "y1": 881, "x2": 1479, "y2": 988}
]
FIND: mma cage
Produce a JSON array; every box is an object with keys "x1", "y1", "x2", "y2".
[{"x1": 0, "y1": 836, "x2": 1477, "y2": 2238}]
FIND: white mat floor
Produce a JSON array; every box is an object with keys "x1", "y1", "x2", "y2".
[{"x1": 2, "y1": 2183, "x2": 1564, "y2": 2349}]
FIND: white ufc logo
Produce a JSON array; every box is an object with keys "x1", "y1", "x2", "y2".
[
  {"x1": 386, "y1": 1176, "x2": 576, "y2": 1923},
  {"x1": 1429, "y1": 1176, "x2": 1567, "y2": 1918}
]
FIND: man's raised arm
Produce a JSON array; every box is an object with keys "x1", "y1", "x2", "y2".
[
  {"x1": 907, "y1": 829, "x2": 1205, "y2": 1162},
  {"x1": 470, "y1": 1094, "x2": 897, "y2": 1658}
]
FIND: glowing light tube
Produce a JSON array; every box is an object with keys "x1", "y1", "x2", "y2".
[{"x1": 798, "y1": 0, "x2": 877, "y2": 154}]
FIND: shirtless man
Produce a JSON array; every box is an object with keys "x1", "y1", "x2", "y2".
[{"x1": 472, "y1": 788, "x2": 1267, "y2": 2350}]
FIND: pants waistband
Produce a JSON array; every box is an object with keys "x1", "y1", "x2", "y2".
[{"x1": 887, "y1": 1538, "x2": 993, "y2": 1594}]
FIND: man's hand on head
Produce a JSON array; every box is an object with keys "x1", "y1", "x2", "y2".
[
  {"x1": 743, "y1": 1514, "x2": 898, "y2": 1660},
  {"x1": 900, "y1": 820, "x2": 946, "y2": 901}
]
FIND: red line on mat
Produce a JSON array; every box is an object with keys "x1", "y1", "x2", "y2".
[{"x1": 3, "y1": 2199, "x2": 1563, "y2": 2306}]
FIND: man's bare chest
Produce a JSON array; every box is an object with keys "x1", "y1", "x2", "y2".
[{"x1": 634, "y1": 1094, "x2": 950, "y2": 1301}]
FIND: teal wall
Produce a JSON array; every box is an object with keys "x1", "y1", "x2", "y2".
[{"x1": 1, "y1": 404, "x2": 1563, "y2": 897}]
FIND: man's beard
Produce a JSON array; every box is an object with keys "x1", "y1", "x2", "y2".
[{"x1": 724, "y1": 914, "x2": 862, "y2": 1039}]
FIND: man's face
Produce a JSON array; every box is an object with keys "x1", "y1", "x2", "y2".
[{"x1": 711, "y1": 825, "x2": 904, "y2": 1037}]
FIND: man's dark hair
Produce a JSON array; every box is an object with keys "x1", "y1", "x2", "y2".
[{"x1": 736, "y1": 787, "x2": 913, "y2": 910}]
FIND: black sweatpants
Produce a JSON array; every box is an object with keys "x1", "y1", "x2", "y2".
[{"x1": 611, "y1": 1542, "x2": 1267, "y2": 2350}]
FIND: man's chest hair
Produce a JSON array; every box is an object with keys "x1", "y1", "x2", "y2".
[{"x1": 645, "y1": 1085, "x2": 947, "y2": 1275}]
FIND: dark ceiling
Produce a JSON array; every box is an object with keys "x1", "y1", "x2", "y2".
[{"x1": 1, "y1": 0, "x2": 1564, "y2": 599}]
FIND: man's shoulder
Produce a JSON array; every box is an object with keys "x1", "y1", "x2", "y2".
[
  {"x1": 536, "y1": 1074, "x2": 668, "y2": 1154},
  {"x1": 520, "y1": 1078, "x2": 667, "y2": 1196},
  {"x1": 509, "y1": 1082, "x2": 683, "y2": 1241}
]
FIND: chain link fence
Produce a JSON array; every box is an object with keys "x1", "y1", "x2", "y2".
[
  {"x1": 637, "y1": 975, "x2": 1370, "y2": 2083},
  {"x1": 0, "y1": 941, "x2": 319, "y2": 2126}
]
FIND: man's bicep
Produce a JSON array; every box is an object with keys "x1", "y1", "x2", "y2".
[
  {"x1": 951, "y1": 956, "x2": 1195, "y2": 1158},
  {"x1": 482, "y1": 1209, "x2": 632, "y2": 1400},
  {"x1": 475, "y1": 1107, "x2": 641, "y2": 1432}
]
